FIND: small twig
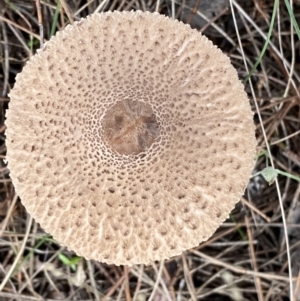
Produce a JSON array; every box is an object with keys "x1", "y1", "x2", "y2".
[
  {"x1": 193, "y1": 250, "x2": 296, "y2": 282},
  {"x1": 102, "y1": 274, "x2": 125, "y2": 301},
  {"x1": 132, "y1": 265, "x2": 144, "y2": 301},
  {"x1": 60, "y1": 0, "x2": 74, "y2": 24},
  {"x1": 124, "y1": 266, "x2": 131, "y2": 301},
  {"x1": 200, "y1": 7, "x2": 229, "y2": 33},
  {"x1": 294, "y1": 271, "x2": 300, "y2": 301},
  {"x1": 0, "y1": 194, "x2": 18, "y2": 237},
  {"x1": 182, "y1": 254, "x2": 197, "y2": 301},
  {"x1": 245, "y1": 216, "x2": 264, "y2": 301},
  {"x1": 1, "y1": 22, "x2": 9, "y2": 97},
  {"x1": 186, "y1": 0, "x2": 201, "y2": 25},
  {"x1": 155, "y1": 0, "x2": 160, "y2": 12},
  {"x1": 148, "y1": 260, "x2": 165, "y2": 301},
  {"x1": 171, "y1": 0, "x2": 175, "y2": 19},
  {"x1": 282, "y1": 150, "x2": 300, "y2": 167},
  {"x1": 271, "y1": 129, "x2": 300, "y2": 145},
  {"x1": 35, "y1": 0, "x2": 44, "y2": 48},
  {"x1": 87, "y1": 260, "x2": 101, "y2": 301},
  {"x1": 154, "y1": 263, "x2": 173, "y2": 301},
  {"x1": 241, "y1": 197, "x2": 271, "y2": 223},
  {"x1": 0, "y1": 15, "x2": 41, "y2": 41}
]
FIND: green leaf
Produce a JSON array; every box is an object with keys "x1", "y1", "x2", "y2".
[
  {"x1": 261, "y1": 166, "x2": 278, "y2": 185},
  {"x1": 58, "y1": 254, "x2": 81, "y2": 271},
  {"x1": 58, "y1": 253, "x2": 72, "y2": 265},
  {"x1": 243, "y1": 0, "x2": 279, "y2": 83}
]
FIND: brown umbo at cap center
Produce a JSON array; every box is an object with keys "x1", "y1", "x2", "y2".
[{"x1": 101, "y1": 100, "x2": 159, "y2": 155}]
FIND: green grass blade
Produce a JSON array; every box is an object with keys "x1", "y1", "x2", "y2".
[
  {"x1": 230, "y1": 214, "x2": 247, "y2": 241},
  {"x1": 58, "y1": 253, "x2": 81, "y2": 271},
  {"x1": 243, "y1": 0, "x2": 279, "y2": 84},
  {"x1": 276, "y1": 169, "x2": 300, "y2": 182},
  {"x1": 283, "y1": 0, "x2": 300, "y2": 40},
  {"x1": 50, "y1": 1, "x2": 61, "y2": 37},
  {"x1": 58, "y1": 253, "x2": 72, "y2": 265},
  {"x1": 14, "y1": 234, "x2": 51, "y2": 274}
]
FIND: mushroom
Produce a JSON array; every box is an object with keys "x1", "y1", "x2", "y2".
[{"x1": 5, "y1": 11, "x2": 256, "y2": 265}]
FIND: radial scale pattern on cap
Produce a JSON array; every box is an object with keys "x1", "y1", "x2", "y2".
[{"x1": 5, "y1": 11, "x2": 256, "y2": 265}]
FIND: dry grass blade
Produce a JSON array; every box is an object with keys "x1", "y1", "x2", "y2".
[
  {"x1": 192, "y1": 250, "x2": 295, "y2": 282},
  {"x1": 1, "y1": 0, "x2": 299, "y2": 300},
  {"x1": 148, "y1": 261, "x2": 165, "y2": 301},
  {"x1": 182, "y1": 254, "x2": 197, "y2": 301},
  {"x1": 0, "y1": 216, "x2": 33, "y2": 292},
  {"x1": 0, "y1": 15, "x2": 42, "y2": 41},
  {"x1": 245, "y1": 216, "x2": 264, "y2": 301},
  {"x1": 229, "y1": 0, "x2": 295, "y2": 299}
]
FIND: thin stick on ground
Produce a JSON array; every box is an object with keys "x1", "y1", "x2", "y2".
[
  {"x1": 0, "y1": 15, "x2": 41, "y2": 40},
  {"x1": 192, "y1": 250, "x2": 295, "y2": 282},
  {"x1": 124, "y1": 266, "x2": 131, "y2": 301},
  {"x1": 241, "y1": 197, "x2": 271, "y2": 223},
  {"x1": 60, "y1": 0, "x2": 74, "y2": 24},
  {"x1": 245, "y1": 216, "x2": 264, "y2": 301},
  {"x1": 132, "y1": 264, "x2": 144, "y2": 301},
  {"x1": 35, "y1": 0, "x2": 44, "y2": 48},
  {"x1": 148, "y1": 260, "x2": 165, "y2": 301}
]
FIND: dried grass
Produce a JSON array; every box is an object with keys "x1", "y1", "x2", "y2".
[{"x1": 0, "y1": 0, "x2": 300, "y2": 300}]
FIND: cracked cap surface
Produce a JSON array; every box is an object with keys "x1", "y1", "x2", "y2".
[{"x1": 6, "y1": 11, "x2": 256, "y2": 265}]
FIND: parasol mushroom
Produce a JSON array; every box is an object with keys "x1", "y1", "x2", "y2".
[{"x1": 5, "y1": 11, "x2": 256, "y2": 265}]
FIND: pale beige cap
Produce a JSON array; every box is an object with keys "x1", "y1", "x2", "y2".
[{"x1": 5, "y1": 11, "x2": 256, "y2": 265}]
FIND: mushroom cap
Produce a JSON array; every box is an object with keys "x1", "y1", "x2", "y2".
[{"x1": 5, "y1": 11, "x2": 256, "y2": 265}]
